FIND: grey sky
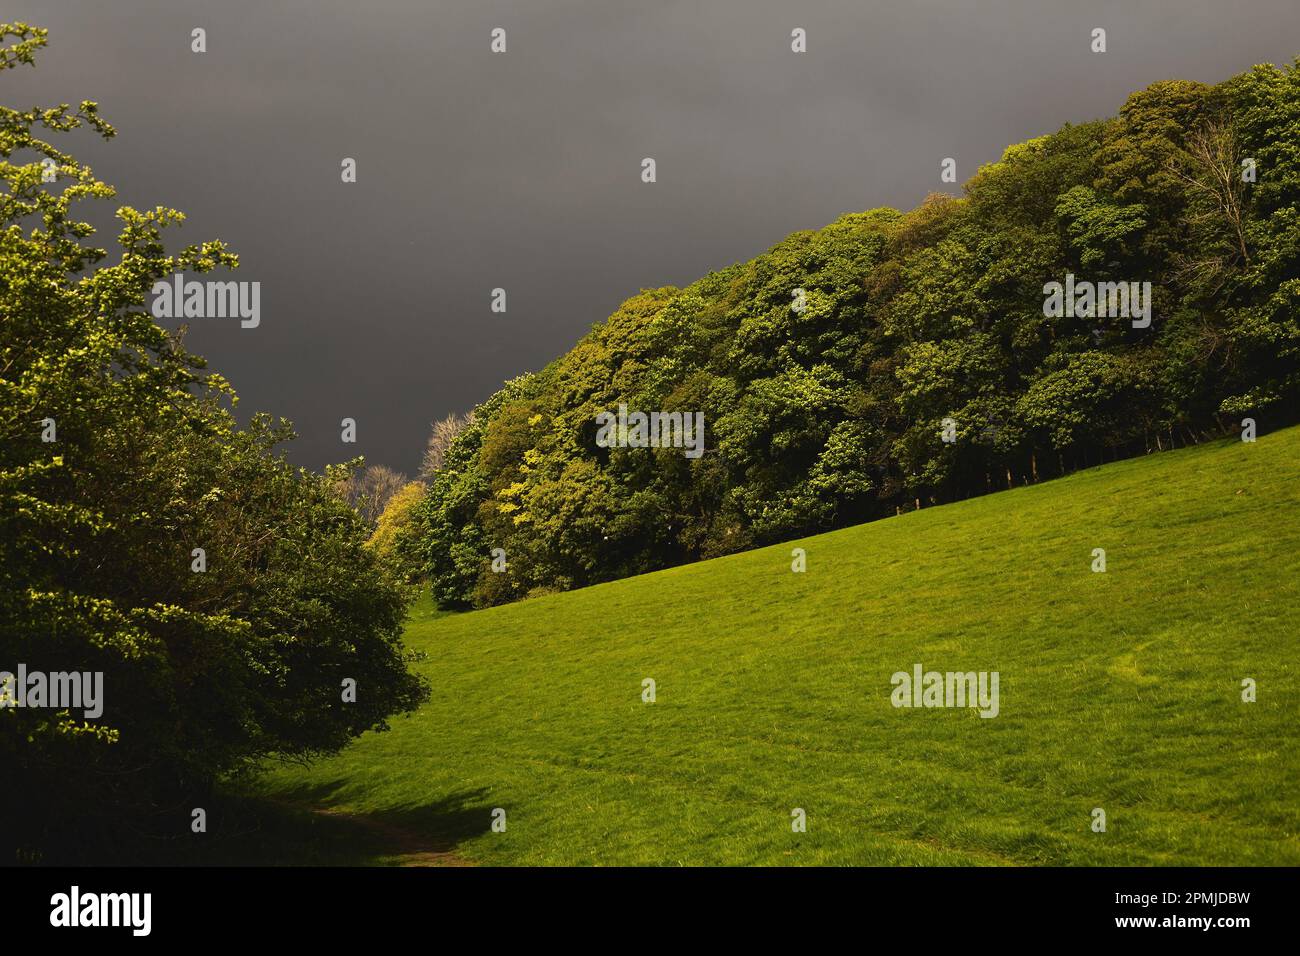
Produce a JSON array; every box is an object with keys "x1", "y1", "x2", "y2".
[{"x1": 6, "y1": 1, "x2": 1297, "y2": 475}]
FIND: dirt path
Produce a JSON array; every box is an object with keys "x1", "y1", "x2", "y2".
[{"x1": 309, "y1": 806, "x2": 474, "y2": 867}]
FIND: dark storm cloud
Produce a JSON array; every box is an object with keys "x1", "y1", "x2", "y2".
[{"x1": 5, "y1": 0, "x2": 1297, "y2": 475}]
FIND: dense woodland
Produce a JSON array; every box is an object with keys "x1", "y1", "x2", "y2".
[{"x1": 387, "y1": 59, "x2": 1300, "y2": 608}]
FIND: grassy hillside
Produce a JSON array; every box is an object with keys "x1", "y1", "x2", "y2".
[{"x1": 249, "y1": 428, "x2": 1300, "y2": 865}]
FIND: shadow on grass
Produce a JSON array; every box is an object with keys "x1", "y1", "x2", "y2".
[
  {"x1": 36, "y1": 784, "x2": 498, "y2": 867},
  {"x1": 204, "y1": 783, "x2": 495, "y2": 866}
]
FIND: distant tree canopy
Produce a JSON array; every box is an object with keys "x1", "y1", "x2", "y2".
[
  {"x1": 414, "y1": 62, "x2": 1300, "y2": 608},
  {"x1": 0, "y1": 24, "x2": 427, "y2": 859},
  {"x1": 420, "y1": 411, "x2": 473, "y2": 481},
  {"x1": 337, "y1": 462, "x2": 409, "y2": 526},
  {"x1": 368, "y1": 480, "x2": 427, "y2": 581}
]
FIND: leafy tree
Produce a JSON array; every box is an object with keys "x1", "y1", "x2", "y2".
[
  {"x1": 367, "y1": 480, "x2": 428, "y2": 580},
  {"x1": 0, "y1": 24, "x2": 427, "y2": 861}
]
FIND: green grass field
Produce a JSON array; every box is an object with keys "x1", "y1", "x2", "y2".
[{"x1": 240, "y1": 428, "x2": 1299, "y2": 866}]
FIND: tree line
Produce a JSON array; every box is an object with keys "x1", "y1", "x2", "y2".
[{"x1": 385, "y1": 60, "x2": 1300, "y2": 608}]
